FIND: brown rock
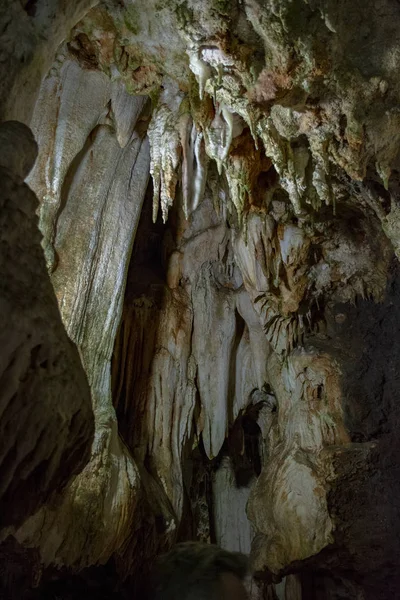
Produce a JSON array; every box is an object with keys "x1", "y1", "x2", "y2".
[{"x1": 0, "y1": 121, "x2": 93, "y2": 530}]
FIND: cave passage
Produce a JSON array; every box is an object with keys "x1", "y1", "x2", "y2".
[{"x1": 1, "y1": 1, "x2": 400, "y2": 599}]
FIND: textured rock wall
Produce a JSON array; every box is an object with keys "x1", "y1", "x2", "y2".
[
  {"x1": 0, "y1": 120, "x2": 93, "y2": 532},
  {"x1": 112, "y1": 183, "x2": 269, "y2": 534},
  {"x1": 14, "y1": 59, "x2": 151, "y2": 570},
  {"x1": 0, "y1": 0, "x2": 98, "y2": 123},
  {"x1": 1, "y1": 1, "x2": 400, "y2": 598}
]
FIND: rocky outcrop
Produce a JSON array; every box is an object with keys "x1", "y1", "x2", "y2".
[
  {"x1": 14, "y1": 60, "x2": 151, "y2": 570},
  {"x1": 1, "y1": 1, "x2": 400, "y2": 598},
  {"x1": 0, "y1": 121, "x2": 93, "y2": 531}
]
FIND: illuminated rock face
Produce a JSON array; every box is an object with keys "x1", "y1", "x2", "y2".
[
  {"x1": 1, "y1": 1, "x2": 400, "y2": 599},
  {"x1": 13, "y1": 60, "x2": 150, "y2": 570}
]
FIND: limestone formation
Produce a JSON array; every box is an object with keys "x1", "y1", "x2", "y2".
[
  {"x1": 14, "y1": 61, "x2": 151, "y2": 570},
  {"x1": 1, "y1": 1, "x2": 400, "y2": 599}
]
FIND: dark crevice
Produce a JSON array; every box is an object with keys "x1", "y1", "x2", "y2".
[
  {"x1": 365, "y1": 164, "x2": 392, "y2": 215},
  {"x1": 23, "y1": 0, "x2": 38, "y2": 17},
  {"x1": 188, "y1": 441, "x2": 215, "y2": 544},
  {"x1": 227, "y1": 309, "x2": 246, "y2": 424},
  {"x1": 67, "y1": 33, "x2": 99, "y2": 70},
  {"x1": 111, "y1": 178, "x2": 166, "y2": 449}
]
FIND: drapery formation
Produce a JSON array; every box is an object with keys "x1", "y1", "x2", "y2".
[{"x1": 1, "y1": 1, "x2": 400, "y2": 598}]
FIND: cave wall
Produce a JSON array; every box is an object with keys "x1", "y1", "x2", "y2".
[
  {"x1": 0, "y1": 0, "x2": 98, "y2": 123},
  {"x1": 0, "y1": 119, "x2": 94, "y2": 596},
  {"x1": 1, "y1": 1, "x2": 400, "y2": 599},
  {"x1": 13, "y1": 58, "x2": 151, "y2": 570},
  {"x1": 0, "y1": 119, "x2": 94, "y2": 529}
]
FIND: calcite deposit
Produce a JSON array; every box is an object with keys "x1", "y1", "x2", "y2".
[{"x1": 1, "y1": 1, "x2": 400, "y2": 599}]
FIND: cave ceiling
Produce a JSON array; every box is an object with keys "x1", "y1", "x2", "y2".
[{"x1": 1, "y1": 1, "x2": 400, "y2": 599}]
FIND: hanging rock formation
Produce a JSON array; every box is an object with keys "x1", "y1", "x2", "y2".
[
  {"x1": 1, "y1": 1, "x2": 400, "y2": 599},
  {"x1": 13, "y1": 59, "x2": 151, "y2": 571}
]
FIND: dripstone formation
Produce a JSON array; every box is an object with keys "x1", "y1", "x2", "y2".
[{"x1": 1, "y1": 1, "x2": 400, "y2": 598}]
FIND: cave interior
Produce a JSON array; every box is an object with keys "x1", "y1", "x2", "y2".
[{"x1": 1, "y1": 1, "x2": 400, "y2": 598}]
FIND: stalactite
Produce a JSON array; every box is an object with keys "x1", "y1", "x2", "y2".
[
  {"x1": 188, "y1": 52, "x2": 212, "y2": 101},
  {"x1": 148, "y1": 104, "x2": 181, "y2": 223},
  {"x1": 204, "y1": 105, "x2": 234, "y2": 174},
  {"x1": 4, "y1": 2, "x2": 400, "y2": 598},
  {"x1": 181, "y1": 118, "x2": 208, "y2": 219}
]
